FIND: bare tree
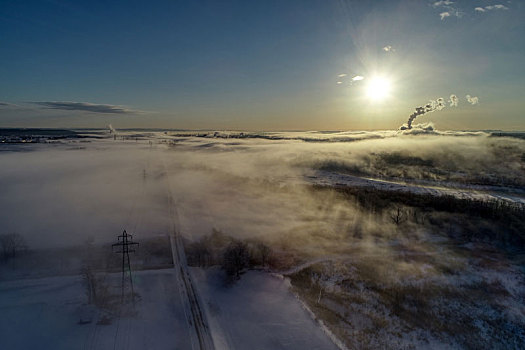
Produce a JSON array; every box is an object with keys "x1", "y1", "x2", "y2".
[
  {"x1": 222, "y1": 240, "x2": 250, "y2": 281},
  {"x1": 0, "y1": 233, "x2": 27, "y2": 262},
  {"x1": 189, "y1": 239, "x2": 211, "y2": 267},
  {"x1": 390, "y1": 207, "x2": 407, "y2": 226},
  {"x1": 81, "y1": 266, "x2": 98, "y2": 304},
  {"x1": 256, "y1": 242, "x2": 272, "y2": 268},
  {"x1": 81, "y1": 266, "x2": 111, "y2": 309}
]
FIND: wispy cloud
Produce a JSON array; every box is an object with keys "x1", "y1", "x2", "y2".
[
  {"x1": 479, "y1": 4, "x2": 509, "y2": 12},
  {"x1": 440, "y1": 11, "x2": 451, "y2": 20},
  {"x1": 433, "y1": 0, "x2": 454, "y2": 7},
  {"x1": 32, "y1": 101, "x2": 139, "y2": 114},
  {"x1": 432, "y1": 0, "x2": 463, "y2": 20},
  {"x1": 487, "y1": 4, "x2": 508, "y2": 10},
  {"x1": 436, "y1": 2, "x2": 509, "y2": 19},
  {"x1": 0, "y1": 102, "x2": 19, "y2": 108},
  {"x1": 382, "y1": 45, "x2": 395, "y2": 52},
  {"x1": 352, "y1": 75, "x2": 364, "y2": 81},
  {"x1": 337, "y1": 73, "x2": 347, "y2": 78}
]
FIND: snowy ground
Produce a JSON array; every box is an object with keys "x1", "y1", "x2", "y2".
[
  {"x1": 0, "y1": 269, "x2": 193, "y2": 350},
  {"x1": 308, "y1": 170, "x2": 525, "y2": 206},
  {"x1": 0, "y1": 265, "x2": 343, "y2": 350},
  {"x1": 287, "y1": 246, "x2": 525, "y2": 349},
  {"x1": 190, "y1": 267, "x2": 339, "y2": 350},
  {"x1": 1, "y1": 130, "x2": 524, "y2": 349}
]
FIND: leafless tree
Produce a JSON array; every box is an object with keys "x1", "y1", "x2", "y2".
[
  {"x1": 222, "y1": 240, "x2": 250, "y2": 281},
  {"x1": 81, "y1": 266, "x2": 98, "y2": 304},
  {"x1": 256, "y1": 242, "x2": 272, "y2": 268},
  {"x1": 0, "y1": 233, "x2": 27, "y2": 261},
  {"x1": 81, "y1": 265, "x2": 111, "y2": 309},
  {"x1": 390, "y1": 207, "x2": 407, "y2": 225},
  {"x1": 190, "y1": 240, "x2": 211, "y2": 267}
]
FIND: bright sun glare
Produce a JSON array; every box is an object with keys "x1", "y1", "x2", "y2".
[{"x1": 366, "y1": 76, "x2": 391, "y2": 101}]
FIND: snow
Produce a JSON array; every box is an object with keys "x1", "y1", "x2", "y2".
[
  {"x1": 0, "y1": 269, "x2": 193, "y2": 350},
  {"x1": 309, "y1": 170, "x2": 525, "y2": 205},
  {"x1": 190, "y1": 267, "x2": 340, "y2": 350},
  {"x1": 1, "y1": 130, "x2": 524, "y2": 349}
]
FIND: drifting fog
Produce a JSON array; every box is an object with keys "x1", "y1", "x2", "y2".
[{"x1": 0, "y1": 130, "x2": 524, "y2": 250}]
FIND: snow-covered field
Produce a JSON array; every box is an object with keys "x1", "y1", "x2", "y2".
[
  {"x1": 190, "y1": 267, "x2": 339, "y2": 350},
  {"x1": 309, "y1": 170, "x2": 525, "y2": 205},
  {"x1": 1, "y1": 129, "x2": 524, "y2": 349},
  {"x1": 0, "y1": 269, "x2": 193, "y2": 350}
]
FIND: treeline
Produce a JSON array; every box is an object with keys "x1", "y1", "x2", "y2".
[
  {"x1": 185, "y1": 229, "x2": 272, "y2": 282},
  {"x1": 314, "y1": 185, "x2": 525, "y2": 246},
  {"x1": 328, "y1": 185, "x2": 525, "y2": 220}
]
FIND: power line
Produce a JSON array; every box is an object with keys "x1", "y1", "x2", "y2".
[{"x1": 112, "y1": 230, "x2": 139, "y2": 305}]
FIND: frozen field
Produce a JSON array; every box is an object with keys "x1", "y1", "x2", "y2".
[
  {"x1": 190, "y1": 267, "x2": 339, "y2": 350},
  {"x1": 0, "y1": 269, "x2": 192, "y2": 350},
  {"x1": 0, "y1": 266, "x2": 342, "y2": 350},
  {"x1": 0, "y1": 130, "x2": 524, "y2": 349}
]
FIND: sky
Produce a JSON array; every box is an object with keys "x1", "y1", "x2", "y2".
[{"x1": 0, "y1": 0, "x2": 523, "y2": 130}]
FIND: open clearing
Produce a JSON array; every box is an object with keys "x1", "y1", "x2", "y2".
[{"x1": 0, "y1": 269, "x2": 192, "y2": 350}]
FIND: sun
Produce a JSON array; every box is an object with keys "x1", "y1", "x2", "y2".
[{"x1": 366, "y1": 76, "x2": 391, "y2": 101}]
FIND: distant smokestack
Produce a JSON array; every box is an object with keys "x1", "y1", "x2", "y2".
[{"x1": 400, "y1": 97, "x2": 446, "y2": 130}]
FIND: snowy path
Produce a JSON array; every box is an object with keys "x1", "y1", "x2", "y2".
[
  {"x1": 163, "y1": 154, "x2": 215, "y2": 350},
  {"x1": 169, "y1": 232, "x2": 215, "y2": 350}
]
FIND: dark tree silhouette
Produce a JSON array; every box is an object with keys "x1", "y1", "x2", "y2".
[
  {"x1": 0, "y1": 233, "x2": 27, "y2": 261},
  {"x1": 256, "y1": 242, "x2": 272, "y2": 268},
  {"x1": 222, "y1": 240, "x2": 250, "y2": 280},
  {"x1": 390, "y1": 207, "x2": 407, "y2": 225}
]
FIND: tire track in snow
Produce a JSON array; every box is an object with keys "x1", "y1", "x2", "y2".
[{"x1": 162, "y1": 156, "x2": 215, "y2": 350}]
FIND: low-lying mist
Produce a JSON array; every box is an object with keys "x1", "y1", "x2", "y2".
[
  {"x1": 0, "y1": 131, "x2": 523, "y2": 253},
  {"x1": 2, "y1": 130, "x2": 524, "y2": 347}
]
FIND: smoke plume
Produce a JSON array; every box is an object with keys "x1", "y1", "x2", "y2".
[
  {"x1": 466, "y1": 95, "x2": 479, "y2": 105},
  {"x1": 449, "y1": 94, "x2": 458, "y2": 107},
  {"x1": 400, "y1": 97, "x2": 446, "y2": 130}
]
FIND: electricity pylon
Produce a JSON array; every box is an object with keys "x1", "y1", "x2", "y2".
[{"x1": 112, "y1": 230, "x2": 139, "y2": 304}]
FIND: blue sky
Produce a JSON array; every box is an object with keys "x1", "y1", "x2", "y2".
[{"x1": 0, "y1": 0, "x2": 523, "y2": 130}]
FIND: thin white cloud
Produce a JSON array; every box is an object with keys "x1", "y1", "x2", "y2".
[
  {"x1": 432, "y1": 0, "x2": 463, "y2": 20},
  {"x1": 352, "y1": 75, "x2": 364, "y2": 81},
  {"x1": 433, "y1": 0, "x2": 454, "y2": 7},
  {"x1": 440, "y1": 11, "x2": 451, "y2": 20},
  {"x1": 336, "y1": 81, "x2": 343, "y2": 85},
  {"x1": 0, "y1": 102, "x2": 17, "y2": 107},
  {"x1": 337, "y1": 73, "x2": 347, "y2": 78},
  {"x1": 481, "y1": 4, "x2": 509, "y2": 11},
  {"x1": 382, "y1": 45, "x2": 395, "y2": 52}
]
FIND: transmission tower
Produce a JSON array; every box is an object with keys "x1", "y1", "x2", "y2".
[{"x1": 112, "y1": 230, "x2": 139, "y2": 304}]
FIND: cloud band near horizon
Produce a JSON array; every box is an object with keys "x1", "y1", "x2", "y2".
[{"x1": 32, "y1": 101, "x2": 138, "y2": 114}]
